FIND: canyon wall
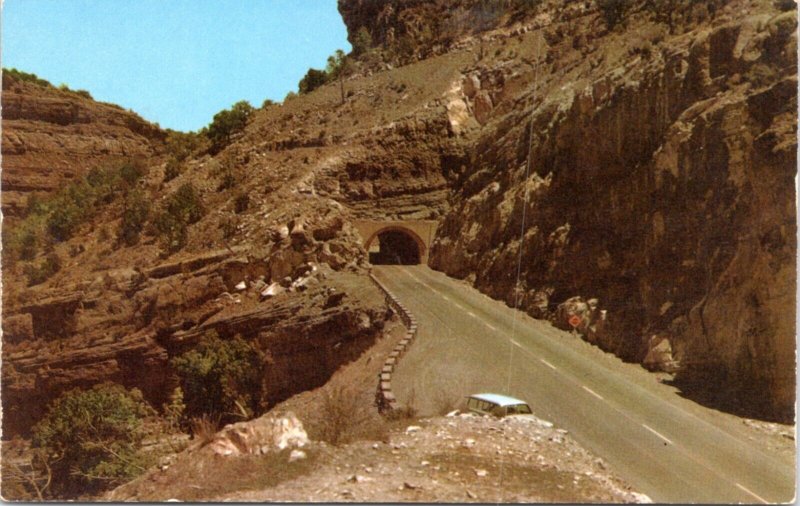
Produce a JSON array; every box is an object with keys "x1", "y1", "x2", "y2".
[{"x1": 427, "y1": 1, "x2": 796, "y2": 419}]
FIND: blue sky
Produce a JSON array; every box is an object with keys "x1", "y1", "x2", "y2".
[{"x1": 2, "y1": 0, "x2": 351, "y2": 131}]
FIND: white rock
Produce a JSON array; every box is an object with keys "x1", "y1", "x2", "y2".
[
  {"x1": 261, "y1": 282, "x2": 283, "y2": 299},
  {"x1": 475, "y1": 469, "x2": 488, "y2": 477},
  {"x1": 235, "y1": 281, "x2": 247, "y2": 291},
  {"x1": 445, "y1": 410, "x2": 460, "y2": 417},
  {"x1": 405, "y1": 425, "x2": 422, "y2": 434},
  {"x1": 289, "y1": 449, "x2": 307, "y2": 462}
]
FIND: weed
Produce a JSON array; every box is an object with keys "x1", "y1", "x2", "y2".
[{"x1": 189, "y1": 414, "x2": 221, "y2": 446}]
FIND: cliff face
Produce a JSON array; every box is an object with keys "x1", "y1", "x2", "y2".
[
  {"x1": 1, "y1": 73, "x2": 165, "y2": 217},
  {"x1": 426, "y1": 1, "x2": 796, "y2": 418},
  {"x1": 338, "y1": 0, "x2": 539, "y2": 63}
]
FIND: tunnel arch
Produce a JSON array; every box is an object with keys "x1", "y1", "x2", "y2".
[{"x1": 364, "y1": 226, "x2": 427, "y2": 265}]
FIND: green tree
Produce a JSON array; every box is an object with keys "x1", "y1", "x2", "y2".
[
  {"x1": 118, "y1": 189, "x2": 151, "y2": 246},
  {"x1": 326, "y1": 49, "x2": 351, "y2": 104},
  {"x1": 154, "y1": 183, "x2": 205, "y2": 252},
  {"x1": 298, "y1": 68, "x2": 328, "y2": 94},
  {"x1": 171, "y1": 331, "x2": 264, "y2": 423},
  {"x1": 31, "y1": 383, "x2": 155, "y2": 498},
  {"x1": 205, "y1": 100, "x2": 254, "y2": 152}
]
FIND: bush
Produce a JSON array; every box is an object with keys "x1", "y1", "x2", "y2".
[
  {"x1": 261, "y1": 98, "x2": 276, "y2": 109},
  {"x1": 31, "y1": 383, "x2": 156, "y2": 498},
  {"x1": 352, "y1": 26, "x2": 373, "y2": 56},
  {"x1": 3, "y1": 67, "x2": 53, "y2": 87},
  {"x1": 118, "y1": 161, "x2": 146, "y2": 186},
  {"x1": 23, "y1": 253, "x2": 61, "y2": 286},
  {"x1": 313, "y1": 385, "x2": 389, "y2": 445},
  {"x1": 167, "y1": 183, "x2": 204, "y2": 224},
  {"x1": 205, "y1": 100, "x2": 254, "y2": 152},
  {"x1": 119, "y1": 189, "x2": 151, "y2": 246},
  {"x1": 153, "y1": 182, "x2": 205, "y2": 252},
  {"x1": 298, "y1": 68, "x2": 328, "y2": 94},
  {"x1": 165, "y1": 130, "x2": 204, "y2": 162},
  {"x1": 164, "y1": 157, "x2": 181, "y2": 182},
  {"x1": 171, "y1": 331, "x2": 264, "y2": 423},
  {"x1": 599, "y1": 0, "x2": 630, "y2": 29},
  {"x1": 234, "y1": 193, "x2": 250, "y2": 214}
]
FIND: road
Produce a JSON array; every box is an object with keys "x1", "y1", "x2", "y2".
[{"x1": 373, "y1": 265, "x2": 796, "y2": 504}]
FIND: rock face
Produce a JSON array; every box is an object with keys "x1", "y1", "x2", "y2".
[
  {"x1": 338, "y1": 0, "x2": 537, "y2": 64},
  {"x1": 430, "y1": 1, "x2": 796, "y2": 419},
  {"x1": 1, "y1": 73, "x2": 165, "y2": 216}
]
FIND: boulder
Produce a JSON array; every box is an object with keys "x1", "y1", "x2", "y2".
[
  {"x1": 463, "y1": 74, "x2": 481, "y2": 98},
  {"x1": 473, "y1": 91, "x2": 494, "y2": 125},
  {"x1": 209, "y1": 412, "x2": 309, "y2": 457},
  {"x1": 642, "y1": 335, "x2": 679, "y2": 373}
]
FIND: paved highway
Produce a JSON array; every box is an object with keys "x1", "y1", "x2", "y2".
[{"x1": 374, "y1": 265, "x2": 795, "y2": 504}]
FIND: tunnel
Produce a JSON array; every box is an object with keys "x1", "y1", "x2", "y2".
[{"x1": 367, "y1": 228, "x2": 422, "y2": 265}]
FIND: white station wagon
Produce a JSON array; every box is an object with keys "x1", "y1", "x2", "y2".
[{"x1": 466, "y1": 393, "x2": 534, "y2": 418}]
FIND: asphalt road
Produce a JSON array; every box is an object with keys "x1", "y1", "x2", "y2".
[{"x1": 374, "y1": 265, "x2": 796, "y2": 504}]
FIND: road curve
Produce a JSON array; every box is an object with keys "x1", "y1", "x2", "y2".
[{"x1": 374, "y1": 265, "x2": 795, "y2": 504}]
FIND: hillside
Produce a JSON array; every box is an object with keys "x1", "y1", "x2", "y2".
[
  {"x1": 1, "y1": 71, "x2": 165, "y2": 218},
  {"x1": 1, "y1": 0, "x2": 796, "y2": 501}
]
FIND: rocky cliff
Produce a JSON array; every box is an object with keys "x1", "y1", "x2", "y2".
[
  {"x1": 1, "y1": 72, "x2": 165, "y2": 217},
  {"x1": 423, "y1": 0, "x2": 796, "y2": 419}
]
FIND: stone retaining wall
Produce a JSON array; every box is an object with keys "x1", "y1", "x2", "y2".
[{"x1": 369, "y1": 272, "x2": 418, "y2": 412}]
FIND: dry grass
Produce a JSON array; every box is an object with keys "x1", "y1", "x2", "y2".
[
  {"x1": 190, "y1": 414, "x2": 221, "y2": 446},
  {"x1": 308, "y1": 385, "x2": 390, "y2": 446}
]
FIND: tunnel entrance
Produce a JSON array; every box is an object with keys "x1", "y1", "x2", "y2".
[{"x1": 367, "y1": 229, "x2": 422, "y2": 265}]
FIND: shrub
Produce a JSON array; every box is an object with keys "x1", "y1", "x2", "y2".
[
  {"x1": 23, "y1": 253, "x2": 61, "y2": 286},
  {"x1": 598, "y1": 0, "x2": 630, "y2": 29},
  {"x1": 46, "y1": 200, "x2": 84, "y2": 242},
  {"x1": 118, "y1": 161, "x2": 146, "y2": 186},
  {"x1": 165, "y1": 130, "x2": 204, "y2": 162},
  {"x1": 3, "y1": 67, "x2": 53, "y2": 87},
  {"x1": 167, "y1": 183, "x2": 205, "y2": 224},
  {"x1": 234, "y1": 193, "x2": 250, "y2": 214},
  {"x1": 298, "y1": 68, "x2": 328, "y2": 94},
  {"x1": 171, "y1": 331, "x2": 264, "y2": 423},
  {"x1": 31, "y1": 383, "x2": 156, "y2": 498},
  {"x1": 164, "y1": 157, "x2": 181, "y2": 182},
  {"x1": 312, "y1": 385, "x2": 388, "y2": 446},
  {"x1": 352, "y1": 26, "x2": 373, "y2": 56},
  {"x1": 162, "y1": 387, "x2": 186, "y2": 433},
  {"x1": 261, "y1": 98, "x2": 276, "y2": 109},
  {"x1": 218, "y1": 171, "x2": 236, "y2": 191},
  {"x1": 119, "y1": 189, "x2": 151, "y2": 246},
  {"x1": 189, "y1": 414, "x2": 221, "y2": 445},
  {"x1": 205, "y1": 100, "x2": 254, "y2": 152},
  {"x1": 153, "y1": 210, "x2": 188, "y2": 252},
  {"x1": 153, "y1": 183, "x2": 204, "y2": 252}
]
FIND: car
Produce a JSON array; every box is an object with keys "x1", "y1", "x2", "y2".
[{"x1": 466, "y1": 393, "x2": 534, "y2": 418}]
